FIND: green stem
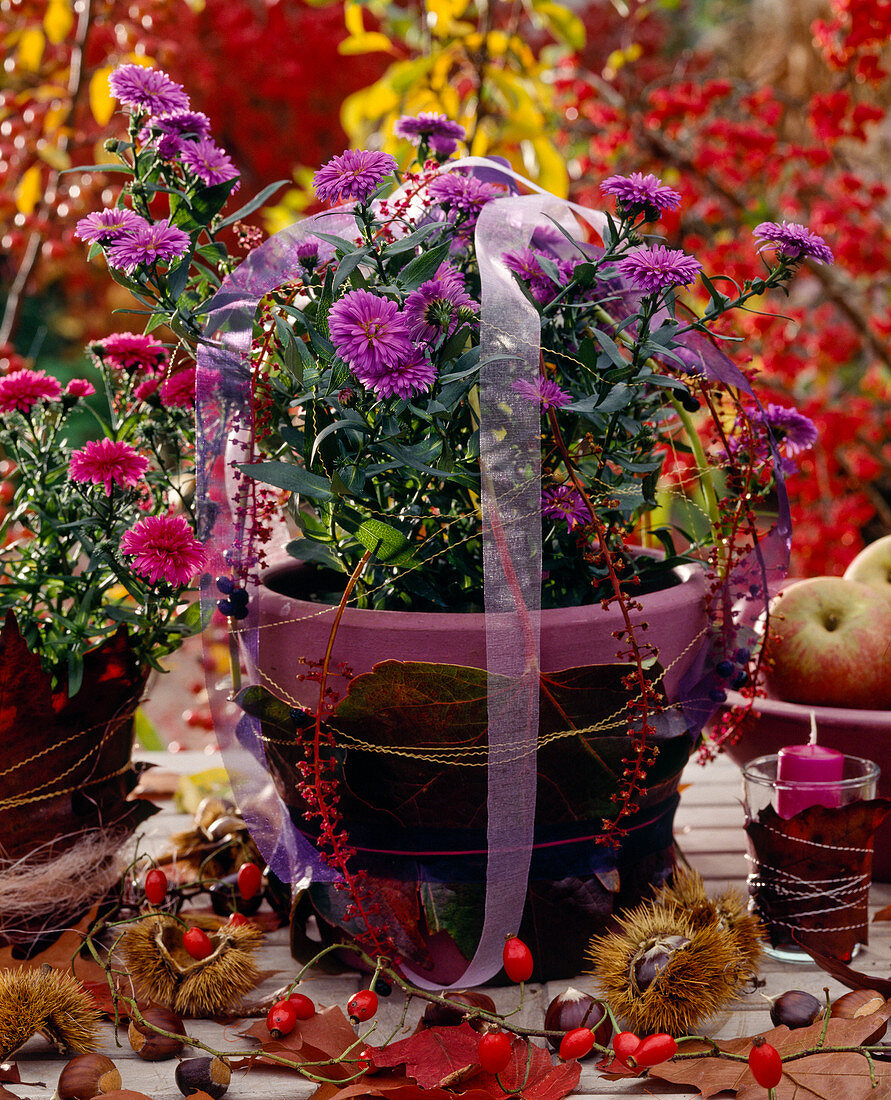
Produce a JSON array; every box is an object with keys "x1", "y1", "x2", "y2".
[{"x1": 669, "y1": 395, "x2": 721, "y2": 531}]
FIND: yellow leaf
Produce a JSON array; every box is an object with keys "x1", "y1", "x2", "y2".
[
  {"x1": 17, "y1": 27, "x2": 45, "y2": 71},
  {"x1": 338, "y1": 31, "x2": 393, "y2": 54},
  {"x1": 528, "y1": 135, "x2": 569, "y2": 197},
  {"x1": 43, "y1": 0, "x2": 74, "y2": 44},
  {"x1": 37, "y1": 143, "x2": 71, "y2": 171},
  {"x1": 341, "y1": 79, "x2": 400, "y2": 139},
  {"x1": 344, "y1": 0, "x2": 365, "y2": 36},
  {"x1": 89, "y1": 66, "x2": 116, "y2": 127},
  {"x1": 15, "y1": 163, "x2": 43, "y2": 215},
  {"x1": 530, "y1": 0, "x2": 586, "y2": 50},
  {"x1": 43, "y1": 102, "x2": 68, "y2": 134}
]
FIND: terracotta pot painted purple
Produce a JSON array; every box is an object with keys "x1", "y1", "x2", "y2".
[
  {"x1": 255, "y1": 557, "x2": 708, "y2": 710},
  {"x1": 720, "y1": 690, "x2": 891, "y2": 881},
  {"x1": 252, "y1": 557, "x2": 709, "y2": 981}
]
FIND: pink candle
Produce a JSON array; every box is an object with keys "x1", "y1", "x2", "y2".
[{"x1": 776, "y1": 742, "x2": 844, "y2": 818}]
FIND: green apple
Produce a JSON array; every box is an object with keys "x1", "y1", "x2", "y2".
[
  {"x1": 844, "y1": 534, "x2": 891, "y2": 602},
  {"x1": 763, "y1": 575, "x2": 891, "y2": 709}
]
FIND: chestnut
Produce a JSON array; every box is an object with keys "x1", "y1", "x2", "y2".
[
  {"x1": 769, "y1": 990, "x2": 824, "y2": 1029},
  {"x1": 174, "y1": 1057, "x2": 230, "y2": 1100},
  {"x1": 127, "y1": 1006, "x2": 188, "y2": 1061},
  {"x1": 630, "y1": 935, "x2": 690, "y2": 993},
  {"x1": 54, "y1": 1054, "x2": 121, "y2": 1100},
  {"x1": 422, "y1": 990, "x2": 497, "y2": 1030},
  {"x1": 544, "y1": 988, "x2": 612, "y2": 1054}
]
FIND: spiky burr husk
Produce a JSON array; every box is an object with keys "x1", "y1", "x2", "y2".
[
  {"x1": 586, "y1": 901, "x2": 747, "y2": 1036},
  {"x1": 0, "y1": 967, "x2": 102, "y2": 1060},
  {"x1": 657, "y1": 867, "x2": 764, "y2": 976},
  {"x1": 120, "y1": 914, "x2": 263, "y2": 1017}
]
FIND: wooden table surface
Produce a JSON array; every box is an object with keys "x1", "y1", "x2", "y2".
[{"x1": 11, "y1": 750, "x2": 891, "y2": 1099}]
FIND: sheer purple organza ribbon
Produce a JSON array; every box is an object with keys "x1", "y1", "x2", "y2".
[{"x1": 195, "y1": 157, "x2": 788, "y2": 987}]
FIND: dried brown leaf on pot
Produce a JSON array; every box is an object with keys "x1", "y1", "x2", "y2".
[
  {"x1": 797, "y1": 939, "x2": 891, "y2": 998},
  {"x1": 615, "y1": 1006, "x2": 891, "y2": 1100}
]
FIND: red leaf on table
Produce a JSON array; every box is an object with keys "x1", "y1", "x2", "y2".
[
  {"x1": 471, "y1": 1037, "x2": 581, "y2": 1100},
  {"x1": 631, "y1": 1006, "x2": 891, "y2": 1100},
  {"x1": 308, "y1": 1076, "x2": 494, "y2": 1100},
  {"x1": 367, "y1": 1021, "x2": 481, "y2": 1088},
  {"x1": 0, "y1": 1086, "x2": 21, "y2": 1100},
  {"x1": 0, "y1": 1066, "x2": 19, "y2": 1084}
]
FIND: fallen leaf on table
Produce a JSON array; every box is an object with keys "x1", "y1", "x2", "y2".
[
  {"x1": 0, "y1": 1086, "x2": 21, "y2": 1100},
  {"x1": 366, "y1": 1021, "x2": 481, "y2": 1088},
  {"x1": 233, "y1": 1005, "x2": 358, "y2": 1072},
  {"x1": 308, "y1": 1076, "x2": 493, "y2": 1100},
  {"x1": 470, "y1": 1038, "x2": 581, "y2": 1100},
  {"x1": 626, "y1": 1006, "x2": 891, "y2": 1100},
  {"x1": 799, "y1": 938, "x2": 891, "y2": 997},
  {"x1": 96, "y1": 1091, "x2": 156, "y2": 1100},
  {"x1": 0, "y1": 904, "x2": 111, "y2": 986},
  {"x1": 0, "y1": 1067, "x2": 19, "y2": 1084}
]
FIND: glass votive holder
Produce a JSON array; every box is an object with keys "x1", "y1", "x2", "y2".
[{"x1": 742, "y1": 752, "x2": 887, "y2": 963}]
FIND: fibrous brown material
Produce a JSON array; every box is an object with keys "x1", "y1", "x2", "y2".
[
  {"x1": 656, "y1": 866, "x2": 764, "y2": 976},
  {"x1": 586, "y1": 896, "x2": 752, "y2": 1036},
  {"x1": 120, "y1": 914, "x2": 263, "y2": 1017},
  {"x1": 0, "y1": 966, "x2": 102, "y2": 1059}
]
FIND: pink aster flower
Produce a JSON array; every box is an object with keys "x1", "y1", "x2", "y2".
[
  {"x1": 313, "y1": 149, "x2": 398, "y2": 205},
  {"x1": 75, "y1": 208, "x2": 149, "y2": 245},
  {"x1": 160, "y1": 367, "x2": 196, "y2": 408},
  {"x1": 134, "y1": 376, "x2": 161, "y2": 402},
  {"x1": 542, "y1": 484, "x2": 590, "y2": 531},
  {"x1": 69, "y1": 438, "x2": 149, "y2": 495},
  {"x1": 753, "y1": 221, "x2": 834, "y2": 265},
  {"x1": 65, "y1": 378, "x2": 96, "y2": 398},
  {"x1": 90, "y1": 332, "x2": 167, "y2": 374},
  {"x1": 106, "y1": 218, "x2": 190, "y2": 273},
  {"x1": 328, "y1": 289, "x2": 414, "y2": 376},
  {"x1": 108, "y1": 64, "x2": 190, "y2": 115},
  {"x1": 512, "y1": 377, "x2": 571, "y2": 411},
  {"x1": 601, "y1": 172, "x2": 682, "y2": 219},
  {"x1": 353, "y1": 348, "x2": 438, "y2": 401},
  {"x1": 0, "y1": 368, "x2": 62, "y2": 413},
  {"x1": 120, "y1": 514, "x2": 206, "y2": 586},
  {"x1": 180, "y1": 137, "x2": 240, "y2": 187},
  {"x1": 617, "y1": 246, "x2": 702, "y2": 294}
]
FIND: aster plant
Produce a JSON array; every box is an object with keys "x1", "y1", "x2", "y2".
[
  {"x1": 0, "y1": 64, "x2": 279, "y2": 695},
  {"x1": 221, "y1": 153, "x2": 820, "y2": 621}
]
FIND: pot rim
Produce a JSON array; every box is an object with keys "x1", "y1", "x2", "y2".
[
  {"x1": 724, "y1": 688, "x2": 891, "y2": 726},
  {"x1": 260, "y1": 554, "x2": 706, "y2": 626}
]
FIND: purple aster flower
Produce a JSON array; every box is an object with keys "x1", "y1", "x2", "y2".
[
  {"x1": 180, "y1": 137, "x2": 240, "y2": 187},
  {"x1": 753, "y1": 221, "x2": 834, "y2": 265},
  {"x1": 120, "y1": 513, "x2": 206, "y2": 586},
  {"x1": 756, "y1": 403, "x2": 819, "y2": 456},
  {"x1": 313, "y1": 149, "x2": 397, "y2": 206},
  {"x1": 294, "y1": 235, "x2": 334, "y2": 270},
  {"x1": 106, "y1": 218, "x2": 191, "y2": 273},
  {"x1": 395, "y1": 112, "x2": 466, "y2": 157},
  {"x1": 153, "y1": 110, "x2": 211, "y2": 139},
  {"x1": 75, "y1": 208, "x2": 149, "y2": 245},
  {"x1": 601, "y1": 172, "x2": 682, "y2": 219},
  {"x1": 354, "y1": 348, "x2": 438, "y2": 401},
  {"x1": 156, "y1": 133, "x2": 184, "y2": 160},
  {"x1": 108, "y1": 64, "x2": 190, "y2": 116},
  {"x1": 617, "y1": 246, "x2": 702, "y2": 294},
  {"x1": 512, "y1": 377, "x2": 571, "y2": 411},
  {"x1": 403, "y1": 264, "x2": 476, "y2": 341},
  {"x1": 328, "y1": 289, "x2": 414, "y2": 376},
  {"x1": 427, "y1": 172, "x2": 504, "y2": 230},
  {"x1": 542, "y1": 484, "x2": 590, "y2": 531},
  {"x1": 502, "y1": 248, "x2": 559, "y2": 304}
]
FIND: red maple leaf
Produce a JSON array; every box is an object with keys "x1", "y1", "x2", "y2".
[{"x1": 367, "y1": 1022, "x2": 482, "y2": 1088}]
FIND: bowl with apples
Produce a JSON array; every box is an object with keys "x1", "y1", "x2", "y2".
[{"x1": 717, "y1": 534, "x2": 891, "y2": 879}]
